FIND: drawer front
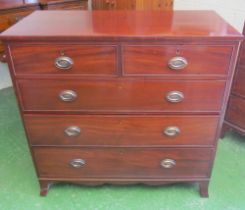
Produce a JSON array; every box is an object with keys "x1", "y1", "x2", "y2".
[
  {"x1": 123, "y1": 45, "x2": 232, "y2": 76},
  {"x1": 17, "y1": 79, "x2": 225, "y2": 112},
  {"x1": 11, "y1": 45, "x2": 117, "y2": 76},
  {"x1": 25, "y1": 115, "x2": 219, "y2": 146},
  {"x1": 226, "y1": 95, "x2": 245, "y2": 129},
  {"x1": 34, "y1": 147, "x2": 213, "y2": 178}
]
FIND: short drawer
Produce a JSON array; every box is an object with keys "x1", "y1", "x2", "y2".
[
  {"x1": 10, "y1": 44, "x2": 117, "y2": 76},
  {"x1": 226, "y1": 95, "x2": 245, "y2": 129},
  {"x1": 123, "y1": 45, "x2": 232, "y2": 76},
  {"x1": 17, "y1": 79, "x2": 225, "y2": 113},
  {"x1": 25, "y1": 115, "x2": 219, "y2": 146},
  {"x1": 33, "y1": 147, "x2": 213, "y2": 178}
]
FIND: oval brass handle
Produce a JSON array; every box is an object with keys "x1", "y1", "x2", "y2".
[
  {"x1": 166, "y1": 91, "x2": 184, "y2": 103},
  {"x1": 160, "y1": 159, "x2": 176, "y2": 168},
  {"x1": 164, "y1": 126, "x2": 180, "y2": 137},
  {"x1": 55, "y1": 56, "x2": 74, "y2": 70},
  {"x1": 70, "y1": 159, "x2": 86, "y2": 168},
  {"x1": 168, "y1": 56, "x2": 188, "y2": 70},
  {"x1": 59, "y1": 90, "x2": 77, "y2": 102},
  {"x1": 65, "y1": 126, "x2": 81, "y2": 137}
]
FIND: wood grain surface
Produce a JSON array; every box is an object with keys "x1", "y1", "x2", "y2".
[
  {"x1": 11, "y1": 44, "x2": 118, "y2": 76},
  {"x1": 24, "y1": 114, "x2": 219, "y2": 146},
  {"x1": 33, "y1": 147, "x2": 213, "y2": 178},
  {"x1": 17, "y1": 79, "x2": 226, "y2": 113},
  {"x1": 0, "y1": 11, "x2": 242, "y2": 41}
]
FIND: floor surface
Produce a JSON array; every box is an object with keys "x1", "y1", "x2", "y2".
[
  {"x1": 0, "y1": 87, "x2": 244, "y2": 210},
  {"x1": 0, "y1": 62, "x2": 12, "y2": 90}
]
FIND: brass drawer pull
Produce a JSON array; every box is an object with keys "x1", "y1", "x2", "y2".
[
  {"x1": 166, "y1": 91, "x2": 184, "y2": 103},
  {"x1": 164, "y1": 126, "x2": 180, "y2": 137},
  {"x1": 160, "y1": 159, "x2": 176, "y2": 168},
  {"x1": 65, "y1": 126, "x2": 81, "y2": 137},
  {"x1": 59, "y1": 90, "x2": 77, "y2": 102},
  {"x1": 70, "y1": 159, "x2": 86, "y2": 168},
  {"x1": 168, "y1": 56, "x2": 188, "y2": 70},
  {"x1": 55, "y1": 56, "x2": 74, "y2": 70}
]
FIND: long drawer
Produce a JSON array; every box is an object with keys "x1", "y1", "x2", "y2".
[
  {"x1": 123, "y1": 45, "x2": 232, "y2": 76},
  {"x1": 10, "y1": 44, "x2": 117, "y2": 76},
  {"x1": 33, "y1": 147, "x2": 213, "y2": 178},
  {"x1": 17, "y1": 79, "x2": 225, "y2": 112},
  {"x1": 25, "y1": 115, "x2": 219, "y2": 146}
]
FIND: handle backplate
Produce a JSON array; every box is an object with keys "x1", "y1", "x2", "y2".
[
  {"x1": 168, "y1": 56, "x2": 188, "y2": 70},
  {"x1": 59, "y1": 90, "x2": 77, "y2": 102},
  {"x1": 65, "y1": 126, "x2": 81, "y2": 137},
  {"x1": 70, "y1": 159, "x2": 86, "y2": 168},
  {"x1": 160, "y1": 159, "x2": 176, "y2": 168},
  {"x1": 166, "y1": 91, "x2": 184, "y2": 103},
  {"x1": 55, "y1": 56, "x2": 74, "y2": 70},
  {"x1": 164, "y1": 126, "x2": 180, "y2": 137}
]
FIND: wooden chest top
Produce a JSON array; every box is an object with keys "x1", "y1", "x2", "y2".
[{"x1": 0, "y1": 10, "x2": 242, "y2": 41}]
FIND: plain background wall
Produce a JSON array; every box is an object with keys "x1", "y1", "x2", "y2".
[
  {"x1": 174, "y1": 0, "x2": 245, "y2": 32},
  {"x1": 0, "y1": 0, "x2": 245, "y2": 89}
]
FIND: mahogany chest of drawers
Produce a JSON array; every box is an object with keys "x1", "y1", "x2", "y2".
[{"x1": 0, "y1": 10, "x2": 242, "y2": 197}]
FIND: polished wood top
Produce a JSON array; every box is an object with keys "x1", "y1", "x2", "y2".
[{"x1": 0, "y1": 10, "x2": 243, "y2": 41}]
